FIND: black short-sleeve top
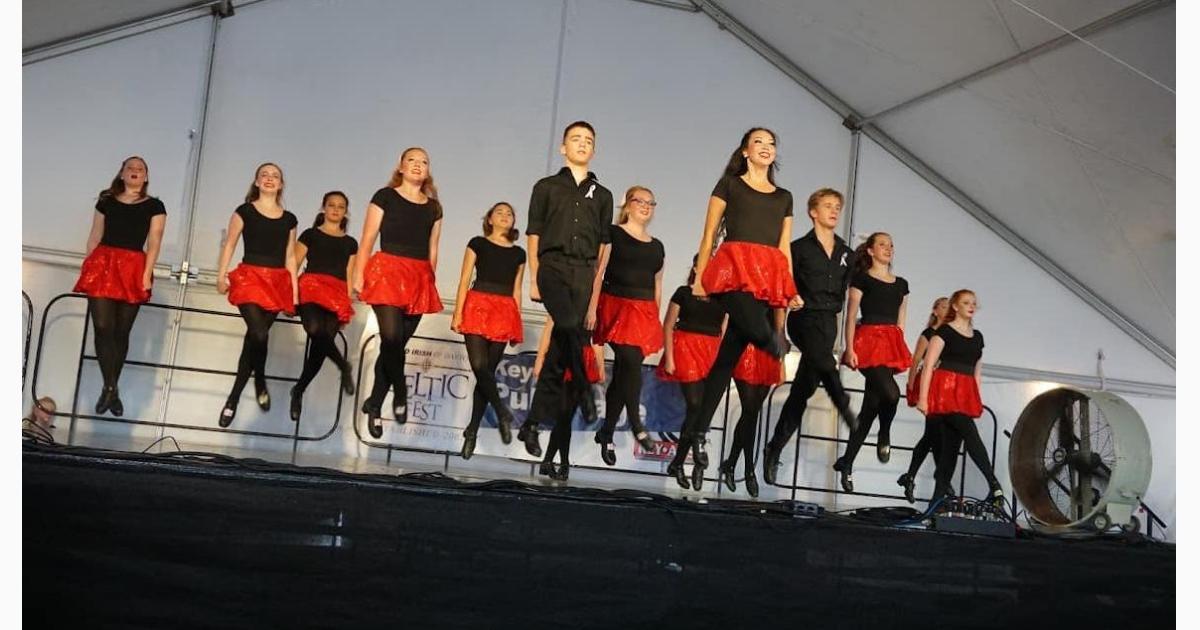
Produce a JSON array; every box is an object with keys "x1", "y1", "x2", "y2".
[
  {"x1": 851, "y1": 273, "x2": 909, "y2": 325},
  {"x1": 602, "y1": 225, "x2": 665, "y2": 300},
  {"x1": 299, "y1": 228, "x2": 358, "y2": 280},
  {"x1": 97, "y1": 195, "x2": 166, "y2": 251},
  {"x1": 468, "y1": 236, "x2": 526, "y2": 295},
  {"x1": 921, "y1": 326, "x2": 937, "y2": 341},
  {"x1": 934, "y1": 326, "x2": 984, "y2": 375},
  {"x1": 236, "y1": 203, "x2": 297, "y2": 268},
  {"x1": 669, "y1": 285, "x2": 726, "y2": 337},
  {"x1": 370, "y1": 187, "x2": 443, "y2": 260},
  {"x1": 710, "y1": 174, "x2": 793, "y2": 246}
]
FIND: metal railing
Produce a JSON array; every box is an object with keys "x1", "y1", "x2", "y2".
[
  {"x1": 30, "y1": 293, "x2": 347, "y2": 449},
  {"x1": 22, "y1": 291, "x2": 33, "y2": 386}
]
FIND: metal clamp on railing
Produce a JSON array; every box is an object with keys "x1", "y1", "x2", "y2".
[
  {"x1": 30, "y1": 292, "x2": 347, "y2": 445},
  {"x1": 169, "y1": 261, "x2": 201, "y2": 286},
  {"x1": 762, "y1": 379, "x2": 1000, "y2": 504}
]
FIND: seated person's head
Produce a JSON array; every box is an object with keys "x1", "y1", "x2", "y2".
[{"x1": 27, "y1": 397, "x2": 56, "y2": 432}]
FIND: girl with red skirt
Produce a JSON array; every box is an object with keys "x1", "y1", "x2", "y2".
[
  {"x1": 590, "y1": 186, "x2": 665, "y2": 464},
  {"x1": 532, "y1": 316, "x2": 605, "y2": 481},
  {"x1": 833, "y1": 232, "x2": 913, "y2": 492},
  {"x1": 917, "y1": 290, "x2": 1004, "y2": 504},
  {"x1": 288, "y1": 191, "x2": 359, "y2": 422},
  {"x1": 684, "y1": 128, "x2": 799, "y2": 484},
  {"x1": 897, "y1": 296, "x2": 948, "y2": 502},
  {"x1": 718, "y1": 318, "x2": 784, "y2": 497},
  {"x1": 215, "y1": 162, "x2": 298, "y2": 427},
  {"x1": 451, "y1": 202, "x2": 526, "y2": 459},
  {"x1": 661, "y1": 262, "x2": 727, "y2": 490},
  {"x1": 74, "y1": 156, "x2": 166, "y2": 417},
  {"x1": 354, "y1": 148, "x2": 444, "y2": 438}
]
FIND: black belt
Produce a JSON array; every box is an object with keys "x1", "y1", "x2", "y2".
[
  {"x1": 859, "y1": 315, "x2": 898, "y2": 325},
  {"x1": 472, "y1": 281, "x2": 512, "y2": 296},
  {"x1": 381, "y1": 243, "x2": 428, "y2": 259},
  {"x1": 242, "y1": 254, "x2": 284, "y2": 268},
  {"x1": 602, "y1": 285, "x2": 655, "y2": 301}
]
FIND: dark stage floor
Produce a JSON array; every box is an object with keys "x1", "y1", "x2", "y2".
[{"x1": 24, "y1": 442, "x2": 1173, "y2": 629}]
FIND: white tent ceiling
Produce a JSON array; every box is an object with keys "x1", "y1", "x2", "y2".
[{"x1": 22, "y1": 0, "x2": 1176, "y2": 359}]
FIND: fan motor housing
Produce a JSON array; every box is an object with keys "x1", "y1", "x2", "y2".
[{"x1": 1009, "y1": 387, "x2": 1152, "y2": 531}]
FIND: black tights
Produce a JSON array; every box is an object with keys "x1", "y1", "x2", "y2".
[
  {"x1": 669, "y1": 381, "x2": 706, "y2": 468},
  {"x1": 368, "y1": 305, "x2": 422, "y2": 410},
  {"x1": 906, "y1": 417, "x2": 942, "y2": 478},
  {"x1": 932, "y1": 413, "x2": 999, "y2": 498},
  {"x1": 686, "y1": 292, "x2": 775, "y2": 441},
  {"x1": 599, "y1": 343, "x2": 647, "y2": 441},
  {"x1": 295, "y1": 303, "x2": 349, "y2": 392},
  {"x1": 726, "y1": 380, "x2": 770, "y2": 474},
  {"x1": 229, "y1": 304, "x2": 278, "y2": 401},
  {"x1": 838, "y1": 366, "x2": 901, "y2": 471},
  {"x1": 544, "y1": 399, "x2": 576, "y2": 466},
  {"x1": 89, "y1": 297, "x2": 140, "y2": 389},
  {"x1": 464, "y1": 334, "x2": 509, "y2": 436}
]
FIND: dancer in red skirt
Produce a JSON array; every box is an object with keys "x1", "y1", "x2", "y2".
[
  {"x1": 661, "y1": 259, "x2": 727, "y2": 490},
  {"x1": 531, "y1": 317, "x2": 605, "y2": 481},
  {"x1": 718, "y1": 316, "x2": 784, "y2": 497},
  {"x1": 215, "y1": 162, "x2": 299, "y2": 427},
  {"x1": 897, "y1": 296, "x2": 948, "y2": 502},
  {"x1": 832, "y1": 232, "x2": 912, "y2": 493},
  {"x1": 685, "y1": 127, "x2": 797, "y2": 484},
  {"x1": 74, "y1": 156, "x2": 166, "y2": 416},
  {"x1": 451, "y1": 202, "x2": 526, "y2": 458},
  {"x1": 289, "y1": 191, "x2": 359, "y2": 423},
  {"x1": 591, "y1": 186, "x2": 665, "y2": 464},
  {"x1": 354, "y1": 147, "x2": 444, "y2": 437},
  {"x1": 917, "y1": 289, "x2": 1004, "y2": 504}
]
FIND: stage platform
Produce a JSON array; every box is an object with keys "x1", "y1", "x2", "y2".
[{"x1": 24, "y1": 442, "x2": 1173, "y2": 629}]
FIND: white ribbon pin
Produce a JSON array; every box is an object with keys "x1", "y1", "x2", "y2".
[
  {"x1": 585, "y1": 184, "x2": 596, "y2": 199},
  {"x1": 840, "y1": 252, "x2": 848, "y2": 266}
]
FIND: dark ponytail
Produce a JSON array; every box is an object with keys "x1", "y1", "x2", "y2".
[{"x1": 854, "y1": 232, "x2": 889, "y2": 276}]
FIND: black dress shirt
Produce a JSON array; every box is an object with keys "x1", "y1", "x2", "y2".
[
  {"x1": 791, "y1": 229, "x2": 854, "y2": 313},
  {"x1": 526, "y1": 167, "x2": 613, "y2": 264}
]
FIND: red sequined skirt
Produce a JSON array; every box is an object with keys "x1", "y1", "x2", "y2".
[
  {"x1": 853, "y1": 324, "x2": 912, "y2": 372},
  {"x1": 565, "y1": 344, "x2": 602, "y2": 384},
  {"x1": 359, "y1": 251, "x2": 443, "y2": 314},
  {"x1": 73, "y1": 245, "x2": 150, "y2": 304},
  {"x1": 656, "y1": 330, "x2": 720, "y2": 383},
  {"x1": 927, "y1": 368, "x2": 983, "y2": 418},
  {"x1": 593, "y1": 293, "x2": 663, "y2": 356},
  {"x1": 459, "y1": 289, "x2": 524, "y2": 343},
  {"x1": 228, "y1": 264, "x2": 294, "y2": 315},
  {"x1": 701, "y1": 241, "x2": 797, "y2": 307},
  {"x1": 733, "y1": 344, "x2": 783, "y2": 386},
  {"x1": 298, "y1": 273, "x2": 354, "y2": 324}
]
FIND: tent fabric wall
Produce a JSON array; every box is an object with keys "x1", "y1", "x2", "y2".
[{"x1": 20, "y1": 0, "x2": 1174, "y2": 538}]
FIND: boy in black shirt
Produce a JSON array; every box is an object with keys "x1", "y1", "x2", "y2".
[
  {"x1": 763, "y1": 188, "x2": 859, "y2": 485},
  {"x1": 517, "y1": 121, "x2": 614, "y2": 456}
]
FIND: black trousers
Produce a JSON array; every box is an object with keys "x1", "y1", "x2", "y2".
[
  {"x1": 768, "y1": 310, "x2": 853, "y2": 452},
  {"x1": 932, "y1": 413, "x2": 999, "y2": 498},
  {"x1": 526, "y1": 258, "x2": 595, "y2": 428}
]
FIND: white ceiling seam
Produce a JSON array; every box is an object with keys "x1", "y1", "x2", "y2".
[
  {"x1": 690, "y1": 0, "x2": 1174, "y2": 368},
  {"x1": 861, "y1": 0, "x2": 1172, "y2": 124}
]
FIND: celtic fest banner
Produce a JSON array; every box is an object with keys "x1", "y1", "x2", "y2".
[{"x1": 363, "y1": 335, "x2": 707, "y2": 469}]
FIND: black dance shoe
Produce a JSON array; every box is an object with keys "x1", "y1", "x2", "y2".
[
  {"x1": 95, "y1": 387, "x2": 115, "y2": 415},
  {"x1": 832, "y1": 458, "x2": 854, "y2": 493},
  {"x1": 897, "y1": 474, "x2": 916, "y2": 504},
  {"x1": 362, "y1": 400, "x2": 383, "y2": 439},
  {"x1": 497, "y1": 409, "x2": 514, "y2": 445},
  {"x1": 538, "y1": 461, "x2": 556, "y2": 478},
  {"x1": 876, "y1": 433, "x2": 891, "y2": 463},
  {"x1": 254, "y1": 381, "x2": 271, "y2": 412},
  {"x1": 667, "y1": 461, "x2": 690, "y2": 490},
  {"x1": 289, "y1": 386, "x2": 303, "y2": 422},
  {"x1": 691, "y1": 462, "x2": 706, "y2": 492},
  {"x1": 599, "y1": 443, "x2": 616, "y2": 466},
  {"x1": 218, "y1": 399, "x2": 237, "y2": 428},
  {"x1": 634, "y1": 431, "x2": 656, "y2": 453},
  {"x1": 340, "y1": 364, "x2": 356, "y2": 396},
  {"x1": 393, "y1": 403, "x2": 407, "y2": 425},
  {"x1": 691, "y1": 439, "x2": 709, "y2": 468},
  {"x1": 518, "y1": 422, "x2": 542, "y2": 458},
  {"x1": 108, "y1": 388, "x2": 124, "y2": 417},
  {"x1": 763, "y1": 444, "x2": 782, "y2": 486},
  {"x1": 719, "y1": 461, "x2": 737, "y2": 493},
  {"x1": 461, "y1": 434, "x2": 477, "y2": 460},
  {"x1": 550, "y1": 463, "x2": 570, "y2": 482},
  {"x1": 745, "y1": 471, "x2": 760, "y2": 498}
]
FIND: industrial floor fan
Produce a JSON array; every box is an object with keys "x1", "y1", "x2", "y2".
[{"x1": 1009, "y1": 387, "x2": 1152, "y2": 533}]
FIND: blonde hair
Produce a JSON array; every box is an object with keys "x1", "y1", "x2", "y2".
[
  {"x1": 926, "y1": 297, "x2": 949, "y2": 328},
  {"x1": 617, "y1": 185, "x2": 653, "y2": 224}
]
